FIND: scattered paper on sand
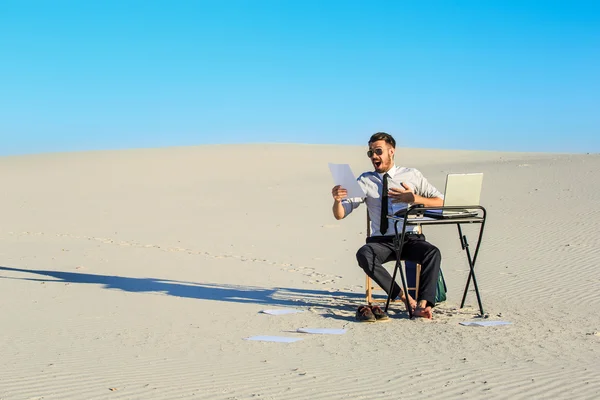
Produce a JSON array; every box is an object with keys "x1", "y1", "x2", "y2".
[
  {"x1": 244, "y1": 336, "x2": 303, "y2": 343},
  {"x1": 297, "y1": 328, "x2": 347, "y2": 335},
  {"x1": 260, "y1": 309, "x2": 304, "y2": 315},
  {"x1": 460, "y1": 321, "x2": 512, "y2": 327}
]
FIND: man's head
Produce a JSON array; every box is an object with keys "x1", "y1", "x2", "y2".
[{"x1": 368, "y1": 132, "x2": 396, "y2": 173}]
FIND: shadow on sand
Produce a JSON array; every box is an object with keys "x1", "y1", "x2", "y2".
[{"x1": 0, "y1": 265, "x2": 377, "y2": 320}]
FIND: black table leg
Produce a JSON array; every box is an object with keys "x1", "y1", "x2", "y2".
[
  {"x1": 385, "y1": 220, "x2": 413, "y2": 318},
  {"x1": 458, "y1": 224, "x2": 485, "y2": 315}
]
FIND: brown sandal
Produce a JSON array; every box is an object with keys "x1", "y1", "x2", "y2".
[
  {"x1": 369, "y1": 305, "x2": 390, "y2": 321},
  {"x1": 355, "y1": 305, "x2": 376, "y2": 322}
]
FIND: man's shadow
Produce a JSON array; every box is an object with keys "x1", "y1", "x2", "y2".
[{"x1": 0, "y1": 265, "x2": 370, "y2": 318}]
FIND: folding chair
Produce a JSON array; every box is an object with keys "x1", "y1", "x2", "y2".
[{"x1": 365, "y1": 213, "x2": 421, "y2": 304}]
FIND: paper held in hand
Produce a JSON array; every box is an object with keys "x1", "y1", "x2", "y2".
[{"x1": 328, "y1": 163, "x2": 366, "y2": 199}]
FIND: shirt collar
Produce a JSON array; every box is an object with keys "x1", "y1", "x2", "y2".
[{"x1": 377, "y1": 165, "x2": 397, "y2": 180}]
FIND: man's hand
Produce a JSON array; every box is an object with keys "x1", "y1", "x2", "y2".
[
  {"x1": 389, "y1": 182, "x2": 416, "y2": 204},
  {"x1": 331, "y1": 185, "x2": 347, "y2": 220},
  {"x1": 332, "y1": 185, "x2": 348, "y2": 202}
]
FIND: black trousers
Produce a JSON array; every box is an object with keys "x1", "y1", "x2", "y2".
[{"x1": 356, "y1": 233, "x2": 441, "y2": 307}]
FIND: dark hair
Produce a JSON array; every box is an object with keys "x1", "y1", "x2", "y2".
[{"x1": 368, "y1": 132, "x2": 396, "y2": 148}]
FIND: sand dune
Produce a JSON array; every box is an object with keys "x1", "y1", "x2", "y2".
[{"x1": 1, "y1": 145, "x2": 599, "y2": 399}]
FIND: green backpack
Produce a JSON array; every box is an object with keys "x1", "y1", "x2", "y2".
[
  {"x1": 406, "y1": 262, "x2": 447, "y2": 304},
  {"x1": 435, "y1": 269, "x2": 447, "y2": 303}
]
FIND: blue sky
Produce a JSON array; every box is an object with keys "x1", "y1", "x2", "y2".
[{"x1": 1, "y1": 0, "x2": 598, "y2": 155}]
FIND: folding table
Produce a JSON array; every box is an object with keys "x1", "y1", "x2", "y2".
[{"x1": 384, "y1": 205, "x2": 487, "y2": 318}]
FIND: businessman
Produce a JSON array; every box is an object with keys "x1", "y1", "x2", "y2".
[{"x1": 331, "y1": 132, "x2": 443, "y2": 320}]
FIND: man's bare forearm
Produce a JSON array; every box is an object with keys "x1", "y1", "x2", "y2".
[
  {"x1": 332, "y1": 200, "x2": 345, "y2": 220},
  {"x1": 413, "y1": 196, "x2": 443, "y2": 207}
]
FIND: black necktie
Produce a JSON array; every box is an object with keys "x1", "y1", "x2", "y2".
[{"x1": 380, "y1": 173, "x2": 389, "y2": 235}]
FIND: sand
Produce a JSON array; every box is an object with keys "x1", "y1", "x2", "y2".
[{"x1": 0, "y1": 144, "x2": 599, "y2": 399}]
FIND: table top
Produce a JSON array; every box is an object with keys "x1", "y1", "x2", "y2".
[
  {"x1": 387, "y1": 205, "x2": 486, "y2": 226},
  {"x1": 388, "y1": 215, "x2": 485, "y2": 225}
]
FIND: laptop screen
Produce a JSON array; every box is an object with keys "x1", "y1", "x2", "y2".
[{"x1": 443, "y1": 173, "x2": 484, "y2": 207}]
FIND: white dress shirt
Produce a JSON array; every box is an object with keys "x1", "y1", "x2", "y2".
[{"x1": 341, "y1": 165, "x2": 444, "y2": 236}]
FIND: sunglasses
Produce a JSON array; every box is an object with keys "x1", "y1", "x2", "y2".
[{"x1": 367, "y1": 148, "x2": 384, "y2": 158}]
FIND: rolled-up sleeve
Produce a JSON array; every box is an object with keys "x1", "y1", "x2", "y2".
[
  {"x1": 341, "y1": 197, "x2": 364, "y2": 217},
  {"x1": 415, "y1": 170, "x2": 444, "y2": 199}
]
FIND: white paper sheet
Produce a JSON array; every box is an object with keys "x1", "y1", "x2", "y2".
[
  {"x1": 244, "y1": 336, "x2": 303, "y2": 343},
  {"x1": 459, "y1": 321, "x2": 512, "y2": 327},
  {"x1": 328, "y1": 163, "x2": 365, "y2": 199},
  {"x1": 260, "y1": 309, "x2": 304, "y2": 316},
  {"x1": 406, "y1": 216, "x2": 437, "y2": 222},
  {"x1": 297, "y1": 328, "x2": 347, "y2": 335}
]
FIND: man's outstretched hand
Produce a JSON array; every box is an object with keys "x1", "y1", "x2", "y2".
[{"x1": 332, "y1": 185, "x2": 348, "y2": 202}]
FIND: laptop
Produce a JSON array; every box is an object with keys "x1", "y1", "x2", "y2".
[{"x1": 423, "y1": 173, "x2": 484, "y2": 219}]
